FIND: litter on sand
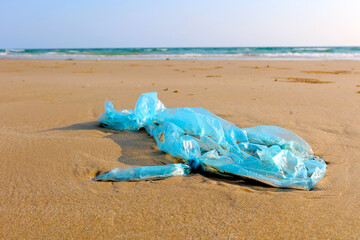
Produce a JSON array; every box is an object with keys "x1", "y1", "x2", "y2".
[{"x1": 94, "y1": 92, "x2": 326, "y2": 190}]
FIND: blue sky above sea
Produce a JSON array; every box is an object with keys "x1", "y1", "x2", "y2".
[{"x1": 1, "y1": 0, "x2": 360, "y2": 49}]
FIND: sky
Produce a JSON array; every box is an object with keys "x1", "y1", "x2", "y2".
[{"x1": 1, "y1": 0, "x2": 360, "y2": 49}]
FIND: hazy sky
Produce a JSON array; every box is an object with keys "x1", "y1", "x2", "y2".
[{"x1": 1, "y1": 0, "x2": 359, "y2": 48}]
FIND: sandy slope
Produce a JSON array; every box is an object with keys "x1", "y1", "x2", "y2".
[{"x1": 0, "y1": 59, "x2": 359, "y2": 239}]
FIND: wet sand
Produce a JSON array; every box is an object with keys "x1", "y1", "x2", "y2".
[{"x1": 0, "y1": 59, "x2": 360, "y2": 239}]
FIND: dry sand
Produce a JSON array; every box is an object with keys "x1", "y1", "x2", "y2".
[{"x1": 0, "y1": 59, "x2": 359, "y2": 239}]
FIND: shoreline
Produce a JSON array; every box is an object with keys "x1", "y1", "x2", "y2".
[
  {"x1": 2, "y1": 46, "x2": 360, "y2": 61},
  {"x1": 2, "y1": 57, "x2": 360, "y2": 61}
]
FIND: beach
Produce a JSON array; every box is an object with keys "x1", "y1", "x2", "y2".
[{"x1": 0, "y1": 58, "x2": 359, "y2": 239}]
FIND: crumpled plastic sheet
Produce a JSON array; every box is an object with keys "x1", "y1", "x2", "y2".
[{"x1": 94, "y1": 92, "x2": 326, "y2": 190}]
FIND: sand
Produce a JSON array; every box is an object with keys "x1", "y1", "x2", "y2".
[{"x1": 0, "y1": 59, "x2": 359, "y2": 239}]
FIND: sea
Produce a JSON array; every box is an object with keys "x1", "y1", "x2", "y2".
[{"x1": 1, "y1": 47, "x2": 360, "y2": 60}]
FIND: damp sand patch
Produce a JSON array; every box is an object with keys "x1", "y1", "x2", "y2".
[
  {"x1": 275, "y1": 77, "x2": 333, "y2": 84},
  {"x1": 189, "y1": 66, "x2": 223, "y2": 70},
  {"x1": 72, "y1": 71, "x2": 95, "y2": 74},
  {"x1": 1, "y1": 69, "x2": 22, "y2": 72},
  {"x1": 302, "y1": 70, "x2": 351, "y2": 74}
]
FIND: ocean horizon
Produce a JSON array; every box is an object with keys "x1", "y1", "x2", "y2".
[{"x1": 1, "y1": 46, "x2": 360, "y2": 60}]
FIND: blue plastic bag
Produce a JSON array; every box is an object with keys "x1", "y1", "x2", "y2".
[
  {"x1": 93, "y1": 164, "x2": 190, "y2": 181},
  {"x1": 96, "y1": 92, "x2": 326, "y2": 190}
]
